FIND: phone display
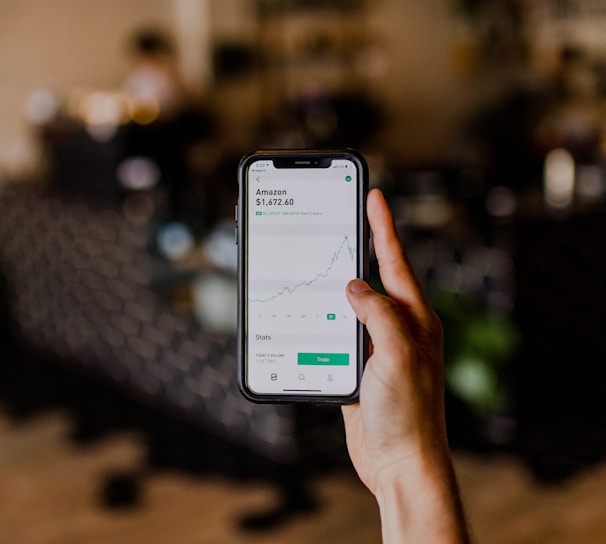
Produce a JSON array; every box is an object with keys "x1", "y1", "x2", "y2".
[{"x1": 237, "y1": 150, "x2": 368, "y2": 403}]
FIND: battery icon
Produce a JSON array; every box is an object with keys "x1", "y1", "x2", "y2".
[{"x1": 327, "y1": 313, "x2": 336, "y2": 320}]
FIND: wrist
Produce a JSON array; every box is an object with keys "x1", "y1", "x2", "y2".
[{"x1": 374, "y1": 447, "x2": 469, "y2": 544}]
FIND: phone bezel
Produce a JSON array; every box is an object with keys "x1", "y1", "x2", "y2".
[{"x1": 236, "y1": 149, "x2": 369, "y2": 404}]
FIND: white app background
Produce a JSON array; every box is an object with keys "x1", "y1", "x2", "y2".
[{"x1": 246, "y1": 159, "x2": 359, "y2": 395}]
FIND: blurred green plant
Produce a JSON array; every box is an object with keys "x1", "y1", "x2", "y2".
[{"x1": 432, "y1": 290, "x2": 519, "y2": 416}]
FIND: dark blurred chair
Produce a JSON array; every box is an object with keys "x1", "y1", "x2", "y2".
[{"x1": 0, "y1": 183, "x2": 346, "y2": 526}]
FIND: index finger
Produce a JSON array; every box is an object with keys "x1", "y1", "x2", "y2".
[{"x1": 367, "y1": 188, "x2": 431, "y2": 322}]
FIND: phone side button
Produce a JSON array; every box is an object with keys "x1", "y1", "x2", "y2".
[{"x1": 234, "y1": 225, "x2": 238, "y2": 245}]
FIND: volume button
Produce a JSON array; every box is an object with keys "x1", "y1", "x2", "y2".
[{"x1": 234, "y1": 225, "x2": 238, "y2": 245}]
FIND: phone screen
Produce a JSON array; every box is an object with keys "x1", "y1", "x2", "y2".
[{"x1": 238, "y1": 151, "x2": 367, "y2": 401}]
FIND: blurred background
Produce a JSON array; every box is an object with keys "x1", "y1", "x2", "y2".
[{"x1": 2, "y1": 0, "x2": 606, "y2": 542}]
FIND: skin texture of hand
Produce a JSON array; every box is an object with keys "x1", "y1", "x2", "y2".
[{"x1": 342, "y1": 188, "x2": 470, "y2": 543}]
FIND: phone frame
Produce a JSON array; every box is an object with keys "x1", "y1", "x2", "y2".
[{"x1": 236, "y1": 149, "x2": 369, "y2": 404}]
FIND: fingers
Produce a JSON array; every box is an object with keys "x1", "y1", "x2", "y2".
[{"x1": 367, "y1": 189, "x2": 431, "y2": 324}]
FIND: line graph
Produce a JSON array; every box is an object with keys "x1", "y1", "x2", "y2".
[{"x1": 249, "y1": 234, "x2": 356, "y2": 304}]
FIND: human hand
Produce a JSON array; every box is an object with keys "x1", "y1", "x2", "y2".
[
  {"x1": 342, "y1": 187, "x2": 448, "y2": 493},
  {"x1": 342, "y1": 188, "x2": 469, "y2": 543}
]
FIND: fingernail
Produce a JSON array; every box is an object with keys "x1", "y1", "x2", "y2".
[{"x1": 349, "y1": 279, "x2": 371, "y2": 293}]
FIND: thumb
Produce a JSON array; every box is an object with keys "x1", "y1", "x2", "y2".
[
  {"x1": 345, "y1": 279, "x2": 376, "y2": 325},
  {"x1": 346, "y1": 279, "x2": 411, "y2": 350}
]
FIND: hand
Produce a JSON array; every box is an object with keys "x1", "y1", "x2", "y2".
[
  {"x1": 343, "y1": 187, "x2": 447, "y2": 492},
  {"x1": 342, "y1": 188, "x2": 469, "y2": 543}
]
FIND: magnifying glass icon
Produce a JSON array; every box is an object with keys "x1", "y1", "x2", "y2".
[{"x1": 298, "y1": 373, "x2": 305, "y2": 381}]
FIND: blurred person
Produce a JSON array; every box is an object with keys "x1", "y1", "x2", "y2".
[
  {"x1": 342, "y1": 188, "x2": 470, "y2": 543},
  {"x1": 122, "y1": 28, "x2": 187, "y2": 121},
  {"x1": 120, "y1": 28, "x2": 214, "y2": 219}
]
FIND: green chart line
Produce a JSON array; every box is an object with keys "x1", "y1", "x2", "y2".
[{"x1": 249, "y1": 235, "x2": 356, "y2": 303}]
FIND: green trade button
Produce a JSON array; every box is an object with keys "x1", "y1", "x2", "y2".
[{"x1": 298, "y1": 353, "x2": 350, "y2": 366}]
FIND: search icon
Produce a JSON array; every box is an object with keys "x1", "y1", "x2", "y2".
[{"x1": 298, "y1": 373, "x2": 305, "y2": 381}]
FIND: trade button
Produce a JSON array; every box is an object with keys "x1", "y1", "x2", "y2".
[{"x1": 297, "y1": 353, "x2": 349, "y2": 366}]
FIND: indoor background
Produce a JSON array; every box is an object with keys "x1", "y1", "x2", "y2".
[{"x1": 1, "y1": 1, "x2": 606, "y2": 543}]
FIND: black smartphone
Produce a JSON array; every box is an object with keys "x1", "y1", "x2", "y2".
[{"x1": 237, "y1": 149, "x2": 369, "y2": 403}]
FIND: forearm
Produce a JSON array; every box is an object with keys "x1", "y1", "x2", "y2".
[{"x1": 375, "y1": 450, "x2": 470, "y2": 544}]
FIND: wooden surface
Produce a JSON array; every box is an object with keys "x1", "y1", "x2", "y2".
[{"x1": 1, "y1": 410, "x2": 606, "y2": 544}]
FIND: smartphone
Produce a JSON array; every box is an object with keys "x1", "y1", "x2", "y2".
[{"x1": 237, "y1": 149, "x2": 369, "y2": 403}]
